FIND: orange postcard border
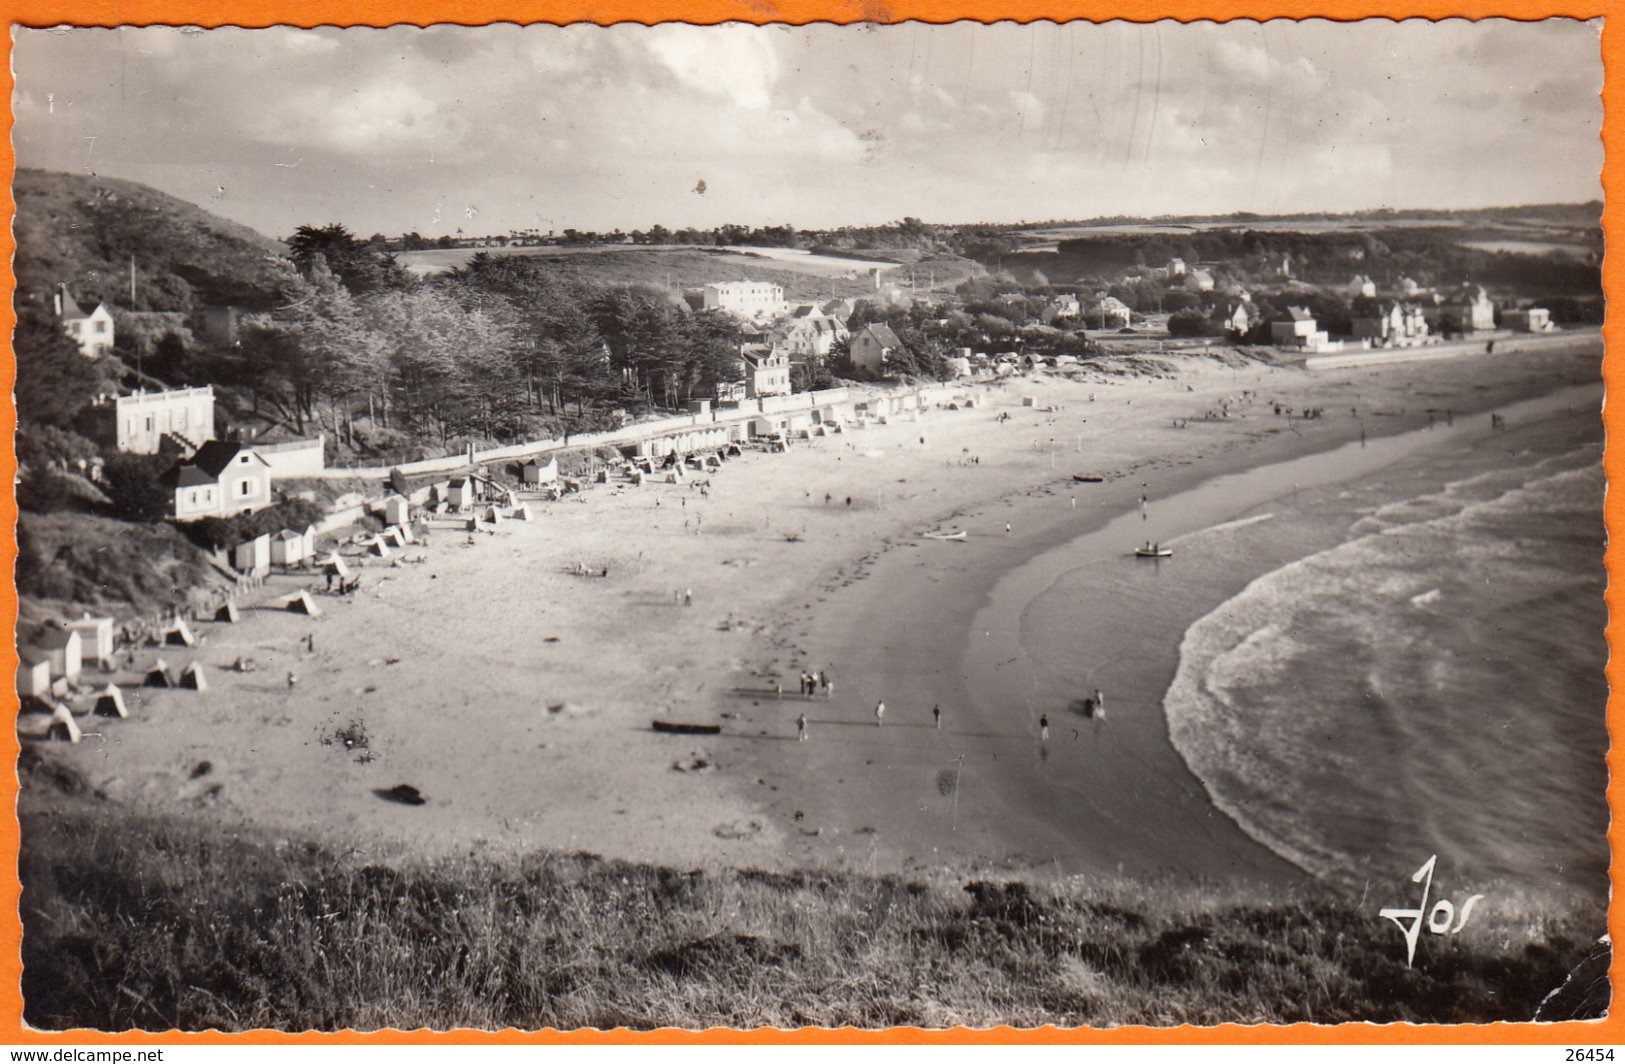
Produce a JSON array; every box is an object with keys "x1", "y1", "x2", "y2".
[{"x1": 0, "y1": 3, "x2": 1615, "y2": 1047}]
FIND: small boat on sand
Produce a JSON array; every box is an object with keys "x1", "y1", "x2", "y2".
[
  {"x1": 1072, "y1": 475, "x2": 1105, "y2": 483},
  {"x1": 921, "y1": 530, "x2": 968, "y2": 542},
  {"x1": 1135, "y1": 546, "x2": 1173, "y2": 559},
  {"x1": 652, "y1": 720, "x2": 722, "y2": 735}
]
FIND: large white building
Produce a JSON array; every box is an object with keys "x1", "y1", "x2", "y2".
[
  {"x1": 703, "y1": 280, "x2": 786, "y2": 321},
  {"x1": 88, "y1": 386, "x2": 216, "y2": 455}
]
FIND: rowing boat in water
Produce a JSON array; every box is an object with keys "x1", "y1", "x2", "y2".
[
  {"x1": 1073, "y1": 475, "x2": 1105, "y2": 483},
  {"x1": 921, "y1": 530, "x2": 968, "y2": 541},
  {"x1": 1135, "y1": 547, "x2": 1173, "y2": 559}
]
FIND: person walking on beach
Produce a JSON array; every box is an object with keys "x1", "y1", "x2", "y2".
[
  {"x1": 797, "y1": 713, "x2": 808, "y2": 742},
  {"x1": 684, "y1": 588, "x2": 693, "y2": 607},
  {"x1": 933, "y1": 704, "x2": 942, "y2": 730},
  {"x1": 1094, "y1": 689, "x2": 1106, "y2": 718},
  {"x1": 1005, "y1": 522, "x2": 1012, "y2": 535},
  {"x1": 875, "y1": 700, "x2": 885, "y2": 727},
  {"x1": 1040, "y1": 714, "x2": 1050, "y2": 743}
]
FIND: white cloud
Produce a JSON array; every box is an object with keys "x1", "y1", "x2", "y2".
[{"x1": 644, "y1": 24, "x2": 781, "y2": 111}]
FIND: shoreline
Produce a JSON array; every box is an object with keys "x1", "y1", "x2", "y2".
[
  {"x1": 734, "y1": 340, "x2": 1604, "y2": 884},
  {"x1": 30, "y1": 334, "x2": 1605, "y2": 890}
]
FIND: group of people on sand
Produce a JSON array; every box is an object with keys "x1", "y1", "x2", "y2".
[
  {"x1": 799, "y1": 670, "x2": 832, "y2": 698},
  {"x1": 795, "y1": 685, "x2": 1107, "y2": 741}
]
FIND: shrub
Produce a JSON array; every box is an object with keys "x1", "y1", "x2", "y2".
[
  {"x1": 100, "y1": 453, "x2": 176, "y2": 522},
  {"x1": 1167, "y1": 309, "x2": 1217, "y2": 339},
  {"x1": 16, "y1": 470, "x2": 80, "y2": 515}
]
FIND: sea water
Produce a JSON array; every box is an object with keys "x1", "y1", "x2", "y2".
[{"x1": 1163, "y1": 446, "x2": 1607, "y2": 897}]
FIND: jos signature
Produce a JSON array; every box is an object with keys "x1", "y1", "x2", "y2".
[{"x1": 1378, "y1": 855, "x2": 1485, "y2": 968}]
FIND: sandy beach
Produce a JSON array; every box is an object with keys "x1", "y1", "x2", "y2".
[{"x1": 52, "y1": 333, "x2": 1604, "y2": 887}]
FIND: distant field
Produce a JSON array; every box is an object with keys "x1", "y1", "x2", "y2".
[
  {"x1": 1023, "y1": 218, "x2": 1488, "y2": 241},
  {"x1": 396, "y1": 245, "x2": 978, "y2": 301},
  {"x1": 1457, "y1": 239, "x2": 1594, "y2": 259}
]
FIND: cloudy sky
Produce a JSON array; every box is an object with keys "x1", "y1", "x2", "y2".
[{"x1": 12, "y1": 20, "x2": 1602, "y2": 240}]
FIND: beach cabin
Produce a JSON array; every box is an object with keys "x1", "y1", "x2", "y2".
[
  {"x1": 448, "y1": 478, "x2": 476, "y2": 510},
  {"x1": 520, "y1": 456, "x2": 559, "y2": 486},
  {"x1": 234, "y1": 533, "x2": 271, "y2": 575},
  {"x1": 38, "y1": 627, "x2": 83, "y2": 684},
  {"x1": 381, "y1": 494, "x2": 411, "y2": 526},
  {"x1": 271, "y1": 529, "x2": 307, "y2": 567},
  {"x1": 17, "y1": 653, "x2": 51, "y2": 699},
  {"x1": 66, "y1": 615, "x2": 115, "y2": 670}
]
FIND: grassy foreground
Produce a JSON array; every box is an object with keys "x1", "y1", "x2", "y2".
[{"x1": 19, "y1": 784, "x2": 1605, "y2": 1032}]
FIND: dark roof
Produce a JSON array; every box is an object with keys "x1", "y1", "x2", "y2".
[
  {"x1": 172, "y1": 466, "x2": 216, "y2": 488},
  {"x1": 57, "y1": 285, "x2": 88, "y2": 320},
  {"x1": 188, "y1": 440, "x2": 266, "y2": 478},
  {"x1": 38, "y1": 627, "x2": 79, "y2": 650},
  {"x1": 860, "y1": 324, "x2": 903, "y2": 349}
]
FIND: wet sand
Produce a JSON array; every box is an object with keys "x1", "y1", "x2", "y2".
[{"x1": 41, "y1": 333, "x2": 1604, "y2": 882}]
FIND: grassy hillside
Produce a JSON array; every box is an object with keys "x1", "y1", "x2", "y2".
[
  {"x1": 18, "y1": 779, "x2": 1603, "y2": 1031},
  {"x1": 16, "y1": 511, "x2": 231, "y2": 633},
  {"x1": 13, "y1": 168, "x2": 293, "y2": 313}
]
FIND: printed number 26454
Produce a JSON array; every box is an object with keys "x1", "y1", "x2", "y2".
[{"x1": 1565, "y1": 1050, "x2": 1614, "y2": 1062}]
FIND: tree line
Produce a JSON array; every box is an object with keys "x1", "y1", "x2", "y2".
[{"x1": 207, "y1": 227, "x2": 752, "y2": 461}]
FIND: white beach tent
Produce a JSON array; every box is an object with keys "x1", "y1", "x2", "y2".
[
  {"x1": 216, "y1": 601, "x2": 241, "y2": 624},
  {"x1": 18, "y1": 703, "x2": 82, "y2": 744},
  {"x1": 94, "y1": 684, "x2": 129, "y2": 719},
  {"x1": 180, "y1": 662, "x2": 208, "y2": 692},
  {"x1": 286, "y1": 590, "x2": 322, "y2": 617},
  {"x1": 145, "y1": 660, "x2": 174, "y2": 688},
  {"x1": 322, "y1": 553, "x2": 353, "y2": 579},
  {"x1": 512, "y1": 504, "x2": 534, "y2": 522},
  {"x1": 164, "y1": 618, "x2": 198, "y2": 647}
]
